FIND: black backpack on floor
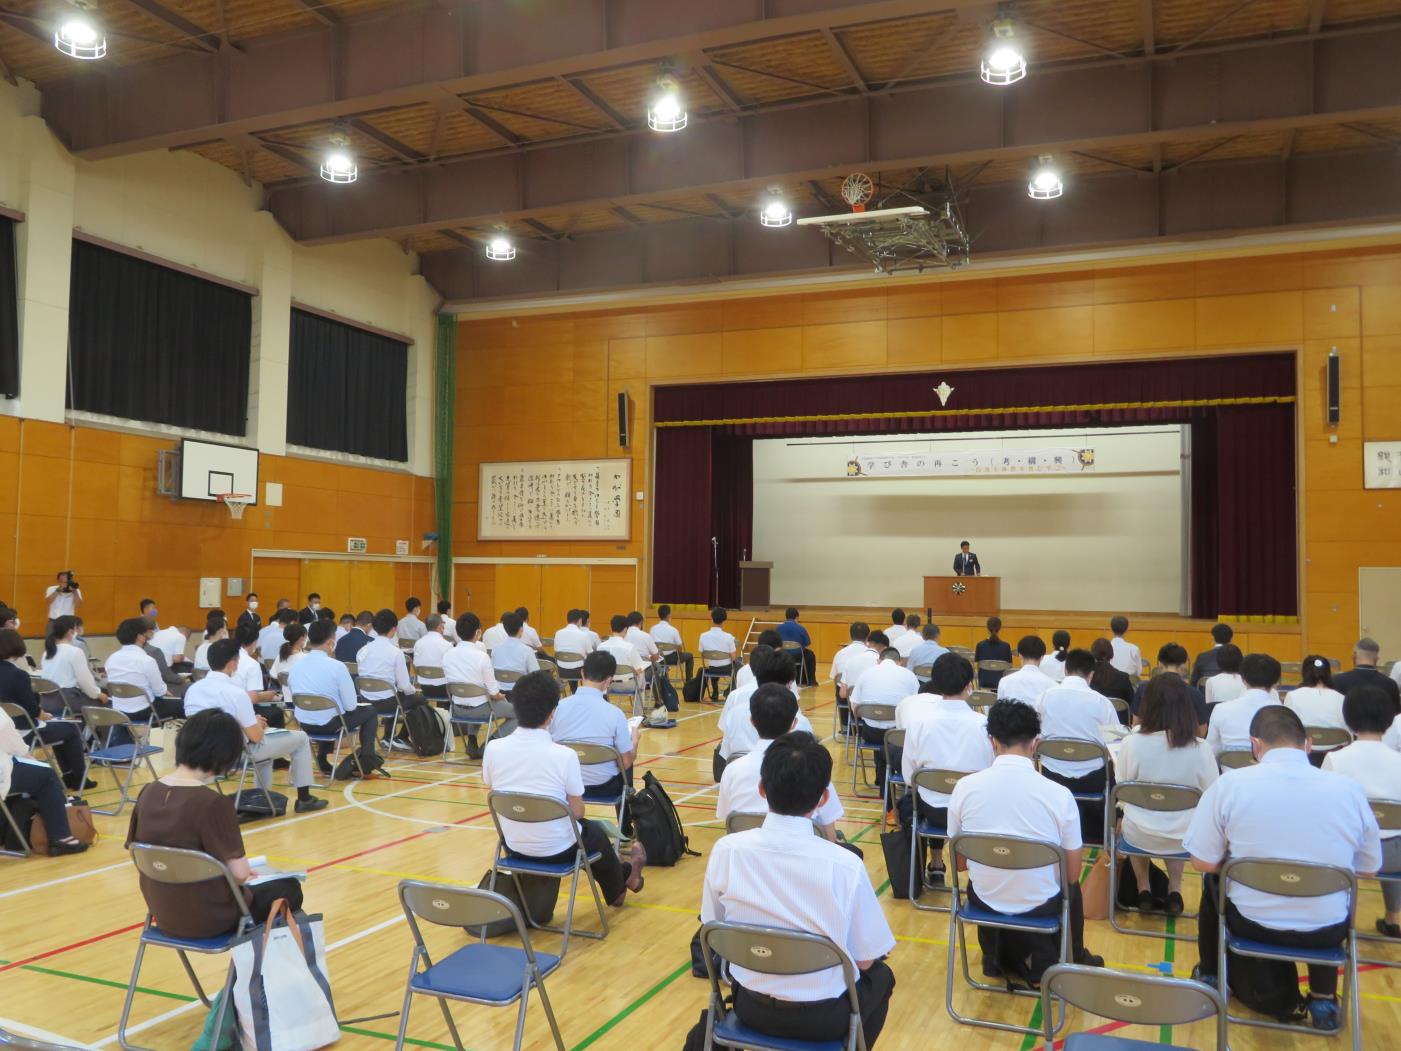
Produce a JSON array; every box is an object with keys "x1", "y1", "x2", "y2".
[
  {"x1": 627, "y1": 771, "x2": 698, "y2": 867},
  {"x1": 404, "y1": 705, "x2": 446, "y2": 757},
  {"x1": 334, "y1": 747, "x2": 386, "y2": 780}
]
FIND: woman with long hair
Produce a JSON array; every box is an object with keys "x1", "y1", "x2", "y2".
[
  {"x1": 1043, "y1": 630, "x2": 1072, "y2": 682},
  {"x1": 1114, "y1": 674, "x2": 1219, "y2": 914},
  {"x1": 271, "y1": 623, "x2": 308, "y2": 706},
  {"x1": 974, "y1": 615, "x2": 1012, "y2": 690},
  {"x1": 1286, "y1": 654, "x2": 1348, "y2": 764},
  {"x1": 193, "y1": 615, "x2": 228, "y2": 672},
  {"x1": 39, "y1": 614, "x2": 106, "y2": 719}
]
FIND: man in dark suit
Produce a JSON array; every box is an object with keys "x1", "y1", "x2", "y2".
[
  {"x1": 1190, "y1": 623, "x2": 1234, "y2": 686},
  {"x1": 334, "y1": 610, "x2": 374, "y2": 663},
  {"x1": 953, "y1": 540, "x2": 981, "y2": 577},
  {"x1": 1333, "y1": 638, "x2": 1400, "y2": 708},
  {"x1": 298, "y1": 592, "x2": 320, "y2": 626},
  {"x1": 236, "y1": 592, "x2": 262, "y2": 633},
  {"x1": 1133, "y1": 643, "x2": 1209, "y2": 734}
]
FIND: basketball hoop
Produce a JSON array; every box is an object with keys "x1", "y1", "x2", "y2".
[
  {"x1": 841, "y1": 172, "x2": 874, "y2": 213},
  {"x1": 217, "y1": 493, "x2": 252, "y2": 520}
]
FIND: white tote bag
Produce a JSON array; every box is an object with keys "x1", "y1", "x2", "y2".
[{"x1": 233, "y1": 900, "x2": 339, "y2": 1051}]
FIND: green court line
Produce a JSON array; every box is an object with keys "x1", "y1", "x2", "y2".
[
  {"x1": 1160, "y1": 915, "x2": 1177, "y2": 1043},
  {"x1": 340, "y1": 1025, "x2": 459, "y2": 1050},
  {"x1": 567, "y1": 960, "x2": 692, "y2": 1051}
]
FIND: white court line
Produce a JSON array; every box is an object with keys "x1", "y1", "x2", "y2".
[{"x1": 2, "y1": 1018, "x2": 97, "y2": 1048}]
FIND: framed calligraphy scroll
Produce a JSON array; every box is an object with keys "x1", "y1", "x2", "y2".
[{"x1": 477, "y1": 458, "x2": 632, "y2": 540}]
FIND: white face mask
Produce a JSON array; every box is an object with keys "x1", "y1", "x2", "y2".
[
  {"x1": 310, "y1": 603, "x2": 320, "y2": 611},
  {"x1": 248, "y1": 600, "x2": 259, "y2": 610}
]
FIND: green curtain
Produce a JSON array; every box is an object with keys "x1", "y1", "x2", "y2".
[{"x1": 432, "y1": 313, "x2": 457, "y2": 603}]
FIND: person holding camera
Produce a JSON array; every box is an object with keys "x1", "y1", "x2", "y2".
[{"x1": 45, "y1": 571, "x2": 83, "y2": 631}]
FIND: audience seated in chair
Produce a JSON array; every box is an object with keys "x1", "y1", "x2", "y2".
[
  {"x1": 1206, "y1": 653, "x2": 1281, "y2": 755},
  {"x1": 1285, "y1": 655, "x2": 1348, "y2": 762},
  {"x1": 39, "y1": 614, "x2": 107, "y2": 718},
  {"x1": 1204, "y1": 644, "x2": 1247, "y2": 707},
  {"x1": 491, "y1": 612, "x2": 542, "y2": 685},
  {"x1": 733, "y1": 629, "x2": 782, "y2": 692},
  {"x1": 996, "y1": 635, "x2": 1056, "y2": 706},
  {"x1": 717, "y1": 647, "x2": 816, "y2": 781},
  {"x1": 515, "y1": 607, "x2": 543, "y2": 651},
  {"x1": 907, "y1": 622, "x2": 950, "y2": 682},
  {"x1": 774, "y1": 606, "x2": 816, "y2": 684},
  {"x1": 104, "y1": 617, "x2": 185, "y2": 737},
  {"x1": 1108, "y1": 616, "x2": 1143, "y2": 678},
  {"x1": 334, "y1": 610, "x2": 374, "y2": 662},
  {"x1": 288, "y1": 619, "x2": 378, "y2": 774},
  {"x1": 974, "y1": 617, "x2": 1013, "y2": 690},
  {"x1": 892, "y1": 613, "x2": 923, "y2": 661},
  {"x1": 1042, "y1": 631, "x2": 1071, "y2": 683},
  {"x1": 411, "y1": 615, "x2": 453, "y2": 702},
  {"x1": 1087, "y1": 637, "x2": 1134, "y2": 718},
  {"x1": 4, "y1": 627, "x2": 91, "y2": 791},
  {"x1": 1132, "y1": 643, "x2": 1209, "y2": 734},
  {"x1": 357, "y1": 609, "x2": 429, "y2": 748},
  {"x1": 885, "y1": 608, "x2": 909, "y2": 645},
  {"x1": 182, "y1": 639, "x2": 326, "y2": 814},
  {"x1": 1185, "y1": 704, "x2": 1381, "y2": 1032},
  {"x1": 1332, "y1": 637, "x2": 1399, "y2": 709},
  {"x1": 193, "y1": 615, "x2": 228, "y2": 673},
  {"x1": 397, "y1": 597, "x2": 427, "y2": 643},
  {"x1": 948, "y1": 700, "x2": 1103, "y2": 983},
  {"x1": 1035, "y1": 648, "x2": 1119, "y2": 844},
  {"x1": 258, "y1": 609, "x2": 297, "y2": 664},
  {"x1": 0, "y1": 656, "x2": 87, "y2": 856},
  {"x1": 443, "y1": 612, "x2": 507, "y2": 758},
  {"x1": 269, "y1": 623, "x2": 309, "y2": 706},
  {"x1": 682, "y1": 733, "x2": 896, "y2": 1050},
  {"x1": 848, "y1": 639, "x2": 916, "y2": 790},
  {"x1": 482, "y1": 671, "x2": 644, "y2": 906},
  {"x1": 1114, "y1": 674, "x2": 1219, "y2": 914},
  {"x1": 232, "y1": 622, "x2": 285, "y2": 728},
  {"x1": 125, "y1": 710, "x2": 305, "y2": 937},
  {"x1": 552, "y1": 609, "x2": 596, "y2": 690},
  {"x1": 1192, "y1": 623, "x2": 1235, "y2": 687},
  {"x1": 548, "y1": 651, "x2": 640, "y2": 803},
  {"x1": 698, "y1": 607, "x2": 738, "y2": 702}
]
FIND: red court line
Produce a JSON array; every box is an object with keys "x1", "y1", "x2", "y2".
[
  {"x1": 310, "y1": 807, "x2": 494, "y2": 873},
  {"x1": 0, "y1": 921, "x2": 146, "y2": 974}
]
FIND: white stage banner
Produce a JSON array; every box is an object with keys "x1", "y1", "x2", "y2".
[
  {"x1": 1364, "y1": 441, "x2": 1401, "y2": 489},
  {"x1": 846, "y1": 448, "x2": 1096, "y2": 478}
]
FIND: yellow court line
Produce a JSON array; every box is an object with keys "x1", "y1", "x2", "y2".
[{"x1": 625, "y1": 901, "x2": 698, "y2": 916}]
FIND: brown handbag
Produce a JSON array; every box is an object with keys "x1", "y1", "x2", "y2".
[
  {"x1": 1081, "y1": 851, "x2": 1112, "y2": 921},
  {"x1": 27, "y1": 800, "x2": 99, "y2": 854}
]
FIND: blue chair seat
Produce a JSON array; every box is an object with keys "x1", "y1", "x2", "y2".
[
  {"x1": 886, "y1": 771, "x2": 905, "y2": 786},
  {"x1": 1065, "y1": 1034, "x2": 1190, "y2": 1050},
  {"x1": 713, "y1": 1010, "x2": 846, "y2": 1051},
  {"x1": 1071, "y1": 792, "x2": 1105, "y2": 803},
  {"x1": 142, "y1": 926, "x2": 245, "y2": 952},
  {"x1": 1224, "y1": 933, "x2": 1345, "y2": 966},
  {"x1": 581, "y1": 787, "x2": 623, "y2": 805},
  {"x1": 450, "y1": 711, "x2": 491, "y2": 725},
  {"x1": 1118, "y1": 839, "x2": 1189, "y2": 861},
  {"x1": 1375, "y1": 870, "x2": 1401, "y2": 881},
  {"x1": 958, "y1": 901, "x2": 1061, "y2": 932},
  {"x1": 302, "y1": 728, "x2": 342, "y2": 743},
  {"x1": 915, "y1": 821, "x2": 948, "y2": 839},
  {"x1": 498, "y1": 851, "x2": 602, "y2": 877},
  {"x1": 411, "y1": 943, "x2": 560, "y2": 1003},
  {"x1": 90, "y1": 743, "x2": 163, "y2": 763}
]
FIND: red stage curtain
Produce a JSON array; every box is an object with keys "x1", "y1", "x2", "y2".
[
  {"x1": 653, "y1": 428, "x2": 712, "y2": 605},
  {"x1": 712, "y1": 437, "x2": 753, "y2": 609}
]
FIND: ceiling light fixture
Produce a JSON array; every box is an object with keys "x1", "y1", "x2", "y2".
[
  {"x1": 54, "y1": 12, "x2": 106, "y2": 60},
  {"x1": 485, "y1": 232, "x2": 516, "y2": 261},
  {"x1": 980, "y1": 12, "x2": 1026, "y2": 86},
  {"x1": 759, "y1": 187, "x2": 792, "y2": 228},
  {"x1": 1028, "y1": 155, "x2": 1063, "y2": 199},
  {"x1": 647, "y1": 73, "x2": 687, "y2": 133},
  {"x1": 319, "y1": 129, "x2": 357, "y2": 184}
]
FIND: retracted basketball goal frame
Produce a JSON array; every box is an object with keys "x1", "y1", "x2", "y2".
[{"x1": 798, "y1": 171, "x2": 971, "y2": 275}]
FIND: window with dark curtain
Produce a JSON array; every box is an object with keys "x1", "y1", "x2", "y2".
[
  {"x1": 67, "y1": 239, "x2": 252, "y2": 434},
  {"x1": 286, "y1": 308, "x2": 408, "y2": 461},
  {"x1": 0, "y1": 217, "x2": 18, "y2": 399}
]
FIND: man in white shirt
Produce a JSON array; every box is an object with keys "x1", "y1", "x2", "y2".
[
  {"x1": 649, "y1": 604, "x2": 693, "y2": 681},
  {"x1": 334, "y1": 613, "x2": 354, "y2": 643},
  {"x1": 892, "y1": 613, "x2": 923, "y2": 660},
  {"x1": 437, "y1": 601, "x2": 457, "y2": 641},
  {"x1": 103, "y1": 617, "x2": 183, "y2": 740},
  {"x1": 141, "y1": 617, "x2": 189, "y2": 700},
  {"x1": 718, "y1": 685, "x2": 846, "y2": 844},
  {"x1": 1186, "y1": 704, "x2": 1380, "y2": 1031},
  {"x1": 443, "y1": 612, "x2": 507, "y2": 757},
  {"x1": 849, "y1": 639, "x2": 917, "y2": 790},
  {"x1": 1203, "y1": 644, "x2": 1247, "y2": 706},
  {"x1": 997, "y1": 636, "x2": 1057, "y2": 706},
  {"x1": 483, "y1": 672, "x2": 645, "y2": 907},
  {"x1": 1036, "y1": 648, "x2": 1120, "y2": 844},
  {"x1": 44, "y1": 570, "x2": 82, "y2": 629},
  {"x1": 514, "y1": 606, "x2": 543, "y2": 650},
  {"x1": 885, "y1": 608, "x2": 909, "y2": 645},
  {"x1": 549, "y1": 651, "x2": 640, "y2": 799},
  {"x1": 184, "y1": 638, "x2": 327, "y2": 813},
  {"x1": 907, "y1": 623, "x2": 949, "y2": 681},
  {"x1": 411, "y1": 614, "x2": 453, "y2": 701},
  {"x1": 482, "y1": 612, "x2": 511, "y2": 651},
  {"x1": 681, "y1": 734, "x2": 895, "y2": 1050},
  {"x1": 232, "y1": 622, "x2": 286, "y2": 726},
  {"x1": 552, "y1": 609, "x2": 595, "y2": 691},
  {"x1": 898, "y1": 654, "x2": 994, "y2": 886},
  {"x1": 948, "y1": 699, "x2": 1103, "y2": 981},
  {"x1": 1206, "y1": 652, "x2": 1281, "y2": 755},
  {"x1": 1108, "y1": 615, "x2": 1143, "y2": 678},
  {"x1": 490, "y1": 611, "x2": 541, "y2": 691},
  {"x1": 397, "y1": 597, "x2": 427, "y2": 643},
  {"x1": 734, "y1": 630, "x2": 782, "y2": 691},
  {"x1": 289, "y1": 619, "x2": 378, "y2": 772},
  {"x1": 259, "y1": 610, "x2": 296, "y2": 663},
  {"x1": 357, "y1": 608, "x2": 430, "y2": 748},
  {"x1": 150, "y1": 623, "x2": 191, "y2": 668},
  {"x1": 698, "y1": 607, "x2": 738, "y2": 702},
  {"x1": 1325, "y1": 684, "x2": 1401, "y2": 938},
  {"x1": 626, "y1": 610, "x2": 678, "y2": 716},
  {"x1": 717, "y1": 648, "x2": 817, "y2": 779}
]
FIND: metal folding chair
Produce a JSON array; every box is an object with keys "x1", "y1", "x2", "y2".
[
  {"x1": 780, "y1": 640, "x2": 809, "y2": 686},
  {"x1": 1107, "y1": 781, "x2": 1202, "y2": 941},
  {"x1": 291, "y1": 692, "x2": 366, "y2": 784},
  {"x1": 357, "y1": 676, "x2": 401, "y2": 753},
  {"x1": 82, "y1": 707, "x2": 163, "y2": 816},
  {"x1": 1217, "y1": 749, "x2": 1256, "y2": 771},
  {"x1": 446, "y1": 682, "x2": 506, "y2": 763},
  {"x1": 700, "y1": 651, "x2": 735, "y2": 701},
  {"x1": 1034, "y1": 737, "x2": 1112, "y2": 847},
  {"x1": 27, "y1": 677, "x2": 69, "y2": 719},
  {"x1": 724, "y1": 811, "x2": 767, "y2": 835},
  {"x1": 1216, "y1": 857, "x2": 1360, "y2": 1051},
  {"x1": 968, "y1": 689, "x2": 997, "y2": 711},
  {"x1": 977, "y1": 659, "x2": 1012, "y2": 685},
  {"x1": 1306, "y1": 726, "x2": 1352, "y2": 756},
  {"x1": 553, "y1": 652, "x2": 585, "y2": 692},
  {"x1": 949, "y1": 646, "x2": 976, "y2": 661},
  {"x1": 0, "y1": 1025, "x2": 89, "y2": 1050},
  {"x1": 535, "y1": 656, "x2": 559, "y2": 681},
  {"x1": 395, "y1": 880, "x2": 565, "y2": 1051},
  {"x1": 413, "y1": 666, "x2": 445, "y2": 694},
  {"x1": 495, "y1": 669, "x2": 524, "y2": 695},
  {"x1": 849, "y1": 703, "x2": 896, "y2": 799},
  {"x1": 486, "y1": 791, "x2": 609, "y2": 959},
  {"x1": 1039, "y1": 962, "x2": 1226, "y2": 1050},
  {"x1": 881, "y1": 728, "x2": 906, "y2": 829},
  {"x1": 120, "y1": 845, "x2": 254, "y2": 1051},
  {"x1": 1358, "y1": 798, "x2": 1401, "y2": 967},
  {"x1": 654, "y1": 644, "x2": 683, "y2": 687},
  {"x1": 0, "y1": 702, "x2": 64, "y2": 781},
  {"x1": 832, "y1": 673, "x2": 847, "y2": 740},
  {"x1": 557, "y1": 741, "x2": 630, "y2": 852},
  {"x1": 946, "y1": 832, "x2": 1070, "y2": 1036},
  {"x1": 606, "y1": 670, "x2": 644, "y2": 717},
  {"x1": 909, "y1": 768, "x2": 970, "y2": 913},
  {"x1": 912, "y1": 663, "x2": 935, "y2": 683},
  {"x1": 699, "y1": 921, "x2": 869, "y2": 1051},
  {"x1": 105, "y1": 683, "x2": 157, "y2": 731}
]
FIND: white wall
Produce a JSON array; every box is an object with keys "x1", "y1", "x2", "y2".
[
  {"x1": 752, "y1": 426, "x2": 1184, "y2": 612},
  {"x1": 0, "y1": 77, "x2": 437, "y2": 476}
]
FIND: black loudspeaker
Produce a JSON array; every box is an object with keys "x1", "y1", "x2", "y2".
[
  {"x1": 1327, "y1": 349, "x2": 1340, "y2": 425},
  {"x1": 617, "y1": 390, "x2": 630, "y2": 448}
]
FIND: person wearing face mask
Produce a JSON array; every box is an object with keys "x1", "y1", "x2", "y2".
[
  {"x1": 297, "y1": 593, "x2": 321, "y2": 626},
  {"x1": 237, "y1": 593, "x2": 262, "y2": 633}
]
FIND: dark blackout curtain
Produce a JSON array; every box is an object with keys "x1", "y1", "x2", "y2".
[
  {"x1": 653, "y1": 428, "x2": 712, "y2": 603},
  {"x1": 712, "y1": 436, "x2": 754, "y2": 608},
  {"x1": 0, "y1": 218, "x2": 17, "y2": 398},
  {"x1": 287, "y1": 308, "x2": 408, "y2": 461},
  {"x1": 67, "y1": 240, "x2": 251, "y2": 434}
]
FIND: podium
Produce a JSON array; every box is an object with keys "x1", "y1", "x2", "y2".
[
  {"x1": 924, "y1": 575, "x2": 1000, "y2": 616},
  {"x1": 738, "y1": 561, "x2": 772, "y2": 610}
]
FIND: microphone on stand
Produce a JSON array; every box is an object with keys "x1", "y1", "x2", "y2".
[{"x1": 712, "y1": 537, "x2": 720, "y2": 607}]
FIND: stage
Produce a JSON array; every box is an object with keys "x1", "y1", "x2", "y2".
[{"x1": 664, "y1": 605, "x2": 1301, "y2": 668}]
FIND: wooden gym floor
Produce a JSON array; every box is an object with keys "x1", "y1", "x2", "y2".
[{"x1": 2, "y1": 679, "x2": 1397, "y2": 1050}]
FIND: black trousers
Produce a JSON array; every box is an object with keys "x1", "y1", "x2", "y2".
[
  {"x1": 1195, "y1": 874, "x2": 1349, "y2": 997},
  {"x1": 681, "y1": 962, "x2": 895, "y2": 1050},
  {"x1": 248, "y1": 877, "x2": 305, "y2": 922},
  {"x1": 897, "y1": 794, "x2": 949, "y2": 864},
  {"x1": 108, "y1": 699, "x2": 185, "y2": 745},
  {"x1": 508, "y1": 818, "x2": 630, "y2": 904},
  {"x1": 7, "y1": 761, "x2": 72, "y2": 843},
  {"x1": 664, "y1": 650, "x2": 695, "y2": 681},
  {"x1": 858, "y1": 722, "x2": 890, "y2": 789},
  {"x1": 1040, "y1": 764, "x2": 1109, "y2": 846},
  {"x1": 968, "y1": 883, "x2": 1087, "y2": 979},
  {"x1": 253, "y1": 702, "x2": 286, "y2": 729},
  {"x1": 35, "y1": 722, "x2": 86, "y2": 789},
  {"x1": 420, "y1": 682, "x2": 448, "y2": 701},
  {"x1": 703, "y1": 663, "x2": 733, "y2": 700},
  {"x1": 313, "y1": 705, "x2": 378, "y2": 759},
  {"x1": 788, "y1": 648, "x2": 817, "y2": 685},
  {"x1": 372, "y1": 692, "x2": 427, "y2": 738}
]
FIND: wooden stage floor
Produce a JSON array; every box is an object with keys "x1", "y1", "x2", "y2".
[{"x1": 1, "y1": 678, "x2": 1377, "y2": 1051}]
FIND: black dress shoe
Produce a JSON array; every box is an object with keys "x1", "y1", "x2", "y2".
[
  {"x1": 294, "y1": 796, "x2": 329, "y2": 813},
  {"x1": 317, "y1": 761, "x2": 334, "y2": 776},
  {"x1": 49, "y1": 839, "x2": 89, "y2": 856}
]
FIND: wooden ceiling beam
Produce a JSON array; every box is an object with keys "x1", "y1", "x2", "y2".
[
  {"x1": 1308, "y1": 0, "x2": 1328, "y2": 34},
  {"x1": 285, "y1": 0, "x2": 338, "y2": 27},
  {"x1": 557, "y1": 76, "x2": 629, "y2": 130},
  {"x1": 117, "y1": 0, "x2": 221, "y2": 52},
  {"x1": 347, "y1": 117, "x2": 424, "y2": 163},
  {"x1": 1141, "y1": 0, "x2": 1155, "y2": 55},
  {"x1": 441, "y1": 230, "x2": 477, "y2": 248},
  {"x1": 523, "y1": 218, "x2": 565, "y2": 239},
  {"x1": 820, "y1": 27, "x2": 869, "y2": 93}
]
